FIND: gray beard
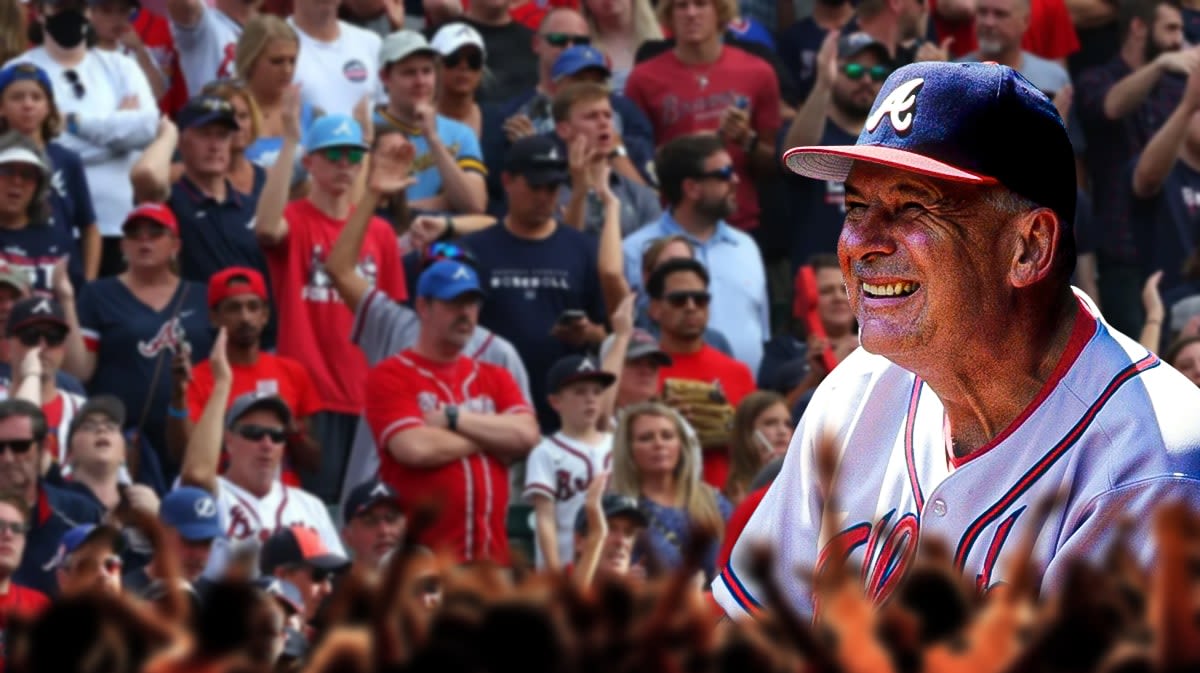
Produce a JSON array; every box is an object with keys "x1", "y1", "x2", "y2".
[{"x1": 977, "y1": 38, "x2": 1007, "y2": 57}]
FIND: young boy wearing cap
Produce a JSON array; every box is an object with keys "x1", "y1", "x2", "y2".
[
  {"x1": 375, "y1": 29, "x2": 487, "y2": 214},
  {"x1": 254, "y1": 110, "x2": 407, "y2": 504},
  {"x1": 170, "y1": 266, "x2": 321, "y2": 484},
  {"x1": 0, "y1": 132, "x2": 74, "y2": 295},
  {"x1": 523, "y1": 354, "x2": 615, "y2": 570}
]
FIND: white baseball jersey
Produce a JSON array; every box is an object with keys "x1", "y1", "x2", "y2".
[
  {"x1": 522, "y1": 432, "x2": 613, "y2": 568},
  {"x1": 714, "y1": 293, "x2": 1200, "y2": 619},
  {"x1": 202, "y1": 476, "x2": 345, "y2": 579},
  {"x1": 169, "y1": 4, "x2": 241, "y2": 98}
]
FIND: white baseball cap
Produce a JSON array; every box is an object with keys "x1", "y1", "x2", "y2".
[
  {"x1": 0, "y1": 147, "x2": 46, "y2": 173},
  {"x1": 431, "y1": 22, "x2": 486, "y2": 58},
  {"x1": 380, "y1": 29, "x2": 438, "y2": 66}
]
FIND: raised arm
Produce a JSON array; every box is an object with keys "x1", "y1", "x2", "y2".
[
  {"x1": 414, "y1": 103, "x2": 487, "y2": 213},
  {"x1": 595, "y1": 161, "x2": 629, "y2": 317},
  {"x1": 1133, "y1": 68, "x2": 1200, "y2": 198},
  {"x1": 785, "y1": 31, "x2": 837, "y2": 150},
  {"x1": 255, "y1": 87, "x2": 302, "y2": 247},
  {"x1": 130, "y1": 117, "x2": 179, "y2": 204},
  {"x1": 179, "y1": 329, "x2": 229, "y2": 495},
  {"x1": 598, "y1": 294, "x2": 633, "y2": 428},
  {"x1": 1104, "y1": 48, "x2": 1199, "y2": 121}
]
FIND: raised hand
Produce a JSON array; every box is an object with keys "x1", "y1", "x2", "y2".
[
  {"x1": 354, "y1": 94, "x2": 376, "y2": 146},
  {"x1": 409, "y1": 215, "x2": 448, "y2": 250},
  {"x1": 503, "y1": 114, "x2": 536, "y2": 143},
  {"x1": 413, "y1": 102, "x2": 439, "y2": 142},
  {"x1": 368, "y1": 133, "x2": 418, "y2": 195},
  {"x1": 209, "y1": 327, "x2": 229, "y2": 383},
  {"x1": 610, "y1": 292, "x2": 635, "y2": 338},
  {"x1": 281, "y1": 85, "x2": 303, "y2": 143},
  {"x1": 815, "y1": 30, "x2": 839, "y2": 86}
]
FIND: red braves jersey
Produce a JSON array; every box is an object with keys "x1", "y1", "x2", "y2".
[
  {"x1": 364, "y1": 350, "x2": 532, "y2": 564},
  {"x1": 266, "y1": 199, "x2": 407, "y2": 414},
  {"x1": 624, "y1": 48, "x2": 781, "y2": 231},
  {"x1": 715, "y1": 293, "x2": 1200, "y2": 619}
]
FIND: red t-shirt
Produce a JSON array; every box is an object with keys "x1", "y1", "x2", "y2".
[
  {"x1": 929, "y1": 0, "x2": 1080, "y2": 60},
  {"x1": 132, "y1": 8, "x2": 187, "y2": 116},
  {"x1": 507, "y1": 0, "x2": 580, "y2": 29},
  {"x1": 0, "y1": 583, "x2": 49, "y2": 671},
  {"x1": 657, "y1": 345, "x2": 756, "y2": 488},
  {"x1": 624, "y1": 48, "x2": 781, "y2": 232},
  {"x1": 266, "y1": 199, "x2": 407, "y2": 414},
  {"x1": 364, "y1": 350, "x2": 532, "y2": 565},
  {"x1": 716, "y1": 482, "x2": 769, "y2": 570}
]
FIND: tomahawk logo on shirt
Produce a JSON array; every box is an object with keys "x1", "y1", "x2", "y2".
[{"x1": 137, "y1": 318, "x2": 186, "y2": 357}]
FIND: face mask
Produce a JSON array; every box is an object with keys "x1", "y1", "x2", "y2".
[{"x1": 43, "y1": 10, "x2": 89, "y2": 49}]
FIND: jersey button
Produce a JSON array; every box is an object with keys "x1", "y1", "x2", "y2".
[{"x1": 931, "y1": 498, "x2": 947, "y2": 517}]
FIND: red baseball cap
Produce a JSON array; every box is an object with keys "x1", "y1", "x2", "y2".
[
  {"x1": 122, "y1": 202, "x2": 179, "y2": 235},
  {"x1": 208, "y1": 266, "x2": 268, "y2": 308}
]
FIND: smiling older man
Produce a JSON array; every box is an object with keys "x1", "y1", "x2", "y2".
[{"x1": 714, "y1": 61, "x2": 1200, "y2": 620}]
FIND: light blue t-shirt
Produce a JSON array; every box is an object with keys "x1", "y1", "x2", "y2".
[{"x1": 373, "y1": 108, "x2": 486, "y2": 201}]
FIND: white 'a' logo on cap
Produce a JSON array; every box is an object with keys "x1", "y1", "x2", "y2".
[
  {"x1": 865, "y1": 78, "x2": 925, "y2": 134},
  {"x1": 547, "y1": 147, "x2": 559, "y2": 160},
  {"x1": 577, "y1": 359, "x2": 594, "y2": 372},
  {"x1": 452, "y1": 265, "x2": 471, "y2": 280},
  {"x1": 369, "y1": 483, "x2": 391, "y2": 497},
  {"x1": 31, "y1": 298, "x2": 51, "y2": 314},
  {"x1": 333, "y1": 120, "x2": 352, "y2": 137}
]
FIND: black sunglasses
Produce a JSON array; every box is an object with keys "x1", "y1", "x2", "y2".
[
  {"x1": 16, "y1": 326, "x2": 67, "y2": 347},
  {"x1": 544, "y1": 33, "x2": 591, "y2": 48},
  {"x1": 63, "y1": 69, "x2": 85, "y2": 99},
  {"x1": 692, "y1": 165, "x2": 735, "y2": 181},
  {"x1": 0, "y1": 439, "x2": 35, "y2": 455},
  {"x1": 235, "y1": 424, "x2": 287, "y2": 444},
  {"x1": 664, "y1": 290, "x2": 711, "y2": 309},
  {"x1": 843, "y1": 63, "x2": 891, "y2": 82},
  {"x1": 444, "y1": 50, "x2": 484, "y2": 70}
]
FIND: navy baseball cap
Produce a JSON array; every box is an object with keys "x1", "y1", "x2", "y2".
[
  {"x1": 416, "y1": 259, "x2": 485, "y2": 301},
  {"x1": 7, "y1": 296, "x2": 67, "y2": 336},
  {"x1": 46, "y1": 523, "x2": 124, "y2": 570},
  {"x1": 342, "y1": 479, "x2": 402, "y2": 526},
  {"x1": 574, "y1": 493, "x2": 648, "y2": 536},
  {"x1": 304, "y1": 115, "x2": 369, "y2": 154},
  {"x1": 226, "y1": 391, "x2": 293, "y2": 429},
  {"x1": 259, "y1": 525, "x2": 350, "y2": 575},
  {"x1": 177, "y1": 95, "x2": 238, "y2": 131},
  {"x1": 552, "y1": 45, "x2": 610, "y2": 82},
  {"x1": 0, "y1": 63, "x2": 52, "y2": 97},
  {"x1": 546, "y1": 354, "x2": 615, "y2": 394},
  {"x1": 504, "y1": 135, "x2": 569, "y2": 186},
  {"x1": 160, "y1": 486, "x2": 223, "y2": 542},
  {"x1": 784, "y1": 62, "x2": 1076, "y2": 228}
]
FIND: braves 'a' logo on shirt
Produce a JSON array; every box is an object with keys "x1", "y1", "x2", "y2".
[
  {"x1": 137, "y1": 317, "x2": 185, "y2": 358},
  {"x1": 217, "y1": 42, "x2": 236, "y2": 79}
]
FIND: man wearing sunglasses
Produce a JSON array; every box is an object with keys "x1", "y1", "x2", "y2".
[
  {"x1": 259, "y1": 525, "x2": 348, "y2": 623},
  {"x1": 782, "y1": 32, "x2": 892, "y2": 269},
  {"x1": 375, "y1": 30, "x2": 488, "y2": 215},
  {"x1": 0, "y1": 493, "x2": 48, "y2": 646}
]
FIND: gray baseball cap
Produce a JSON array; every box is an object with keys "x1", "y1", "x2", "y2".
[
  {"x1": 225, "y1": 391, "x2": 293, "y2": 429},
  {"x1": 599, "y1": 328, "x2": 672, "y2": 367},
  {"x1": 380, "y1": 29, "x2": 438, "y2": 66}
]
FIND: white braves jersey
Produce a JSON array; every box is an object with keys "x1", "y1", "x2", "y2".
[
  {"x1": 714, "y1": 293, "x2": 1200, "y2": 619},
  {"x1": 202, "y1": 476, "x2": 345, "y2": 579},
  {"x1": 522, "y1": 432, "x2": 613, "y2": 568}
]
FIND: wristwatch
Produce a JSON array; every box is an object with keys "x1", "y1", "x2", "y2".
[
  {"x1": 445, "y1": 404, "x2": 459, "y2": 432},
  {"x1": 614, "y1": 144, "x2": 628, "y2": 157}
]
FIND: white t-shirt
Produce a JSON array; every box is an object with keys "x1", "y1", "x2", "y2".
[
  {"x1": 203, "y1": 475, "x2": 345, "y2": 579},
  {"x1": 3, "y1": 48, "x2": 157, "y2": 237},
  {"x1": 170, "y1": 3, "x2": 241, "y2": 97},
  {"x1": 288, "y1": 18, "x2": 383, "y2": 117},
  {"x1": 522, "y1": 432, "x2": 612, "y2": 568}
]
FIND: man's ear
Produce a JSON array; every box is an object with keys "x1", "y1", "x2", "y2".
[{"x1": 1008, "y1": 208, "x2": 1061, "y2": 289}]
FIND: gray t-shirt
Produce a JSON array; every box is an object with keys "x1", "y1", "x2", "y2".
[
  {"x1": 557, "y1": 171, "x2": 662, "y2": 238},
  {"x1": 959, "y1": 50, "x2": 1070, "y2": 94},
  {"x1": 338, "y1": 287, "x2": 532, "y2": 508}
]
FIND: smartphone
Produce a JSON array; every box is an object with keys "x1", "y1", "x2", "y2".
[
  {"x1": 557, "y1": 309, "x2": 587, "y2": 325},
  {"x1": 754, "y1": 429, "x2": 774, "y2": 457}
]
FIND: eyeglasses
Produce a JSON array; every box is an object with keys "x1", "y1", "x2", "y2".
[
  {"x1": 843, "y1": 63, "x2": 891, "y2": 82},
  {"x1": 77, "y1": 419, "x2": 119, "y2": 434},
  {"x1": 63, "y1": 70, "x2": 85, "y2": 99},
  {"x1": 444, "y1": 50, "x2": 483, "y2": 70},
  {"x1": 123, "y1": 222, "x2": 169, "y2": 240},
  {"x1": 319, "y1": 147, "x2": 366, "y2": 165},
  {"x1": 16, "y1": 326, "x2": 67, "y2": 347},
  {"x1": 664, "y1": 290, "x2": 711, "y2": 309},
  {"x1": 235, "y1": 424, "x2": 287, "y2": 444},
  {"x1": 0, "y1": 165, "x2": 41, "y2": 182},
  {"x1": 0, "y1": 520, "x2": 26, "y2": 536},
  {"x1": 0, "y1": 439, "x2": 35, "y2": 455},
  {"x1": 544, "y1": 33, "x2": 591, "y2": 48},
  {"x1": 691, "y1": 165, "x2": 735, "y2": 181}
]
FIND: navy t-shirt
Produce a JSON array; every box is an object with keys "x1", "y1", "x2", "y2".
[
  {"x1": 778, "y1": 123, "x2": 857, "y2": 274},
  {"x1": 460, "y1": 223, "x2": 606, "y2": 431},
  {"x1": 0, "y1": 221, "x2": 76, "y2": 294},
  {"x1": 76, "y1": 278, "x2": 213, "y2": 470},
  {"x1": 45, "y1": 142, "x2": 95, "y2": 290},
  {"x1": 17, "y1": 483, "x2": 104, "y2": 597},
  {"x1": 169, "y1": 168, "x2": 268, "y2": 284},
  {"x1": 1130, "y1": 156, "x2": 1200, "y2": 295}
]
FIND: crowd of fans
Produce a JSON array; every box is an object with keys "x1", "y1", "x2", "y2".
[{"x1": 0, "y1": 0, "x2": 1194, "y2": 667}]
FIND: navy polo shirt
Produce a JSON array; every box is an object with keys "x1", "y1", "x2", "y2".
[
  {"x1": 168, "y1": 168, "x2": 268, "y2": 284},
  {"x1": 15, "y1": 482, "x2": 104, "y2": 597}
]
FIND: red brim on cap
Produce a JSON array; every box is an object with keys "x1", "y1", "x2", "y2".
[{"x1": 782, "y1": 145, "x2": 999, "y2": 185}]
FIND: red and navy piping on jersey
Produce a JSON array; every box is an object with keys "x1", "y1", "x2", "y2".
[
  {"x1": 975, "y1": 505, "x2": 1025, "y2": 592},
  {"x1": 953, "y1": 350, "x2": 1161, "y2": 571},
  {"x1": 904, "y1": 377, "x2": 926, "y2": 511}
]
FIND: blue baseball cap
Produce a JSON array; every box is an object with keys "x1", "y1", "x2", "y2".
[
  {"x1": 416, "y1": 259, "x2": 485, "y2": 301},
  {"x1": 160, "y1": 487, "x2": 223, "y2": 542},
  {"x1": 45, "y1": 524, "x2": 123, "y2": 570},
  {"x1": 176, "y1": 95, "x2": 238, "y2": 131},
  {"x1": 303, "y1": 114, "x2": 369, "y2": 155},
  {"x1": 0, "y1": 63, "x2": 52, "y2": 97},
  {"x1": 783, "y1": 62, "x2": 1076, "y2": 227},
  {"x1": 552, "y1": 45, "x2": 611, "y2": 82}
]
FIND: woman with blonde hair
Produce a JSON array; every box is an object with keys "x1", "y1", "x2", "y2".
[
  {"x1": 723, "y1": 391, "x2": 791, "y2": 505},
  {"x1": 610, "y1": 401, "x2": 731, "y2": 578},
  {"x1": 581, "y1": 0, "x2": 662, "y2": 94},
  {"x1": 236, "y1": 15, "x2": 319, "y2": 170}
]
